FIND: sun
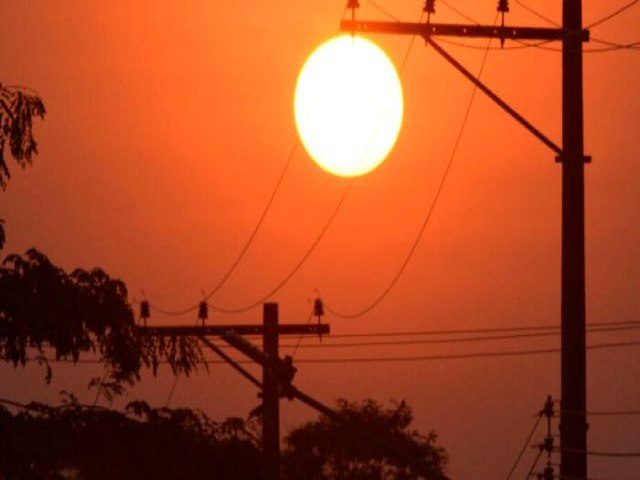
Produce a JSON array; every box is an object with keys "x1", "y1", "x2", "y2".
[{"x1": 294, "y1": 34, "x2": 403, "y2": 178}]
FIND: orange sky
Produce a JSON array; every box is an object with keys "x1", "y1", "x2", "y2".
[{"x1": 2, "y1": 1, "x2": 640, "y2": 478}]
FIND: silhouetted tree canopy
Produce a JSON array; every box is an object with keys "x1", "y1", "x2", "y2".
[
  {"x1": 0, "y1": 397, "x2": 263, "y2": 479},
  {"x1": 0, "y1": 83, "x2": 46, "y2": 249},
  {"x1": 0, "y1": 84, "x2": 45, "y2": 190},
  {"x1": 0, "y1": 248, "x2": 205, "y2": 393},
  {"x1": 282, "y1": 399, "x2": 449, "y2": 480}
]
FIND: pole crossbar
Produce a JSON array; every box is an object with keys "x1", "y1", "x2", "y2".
[
  {"x1": 340, "y1": 20, "x2": 589, "y2": 42},
  {"x1": 136, "y1": 323, "x2": 329, "y2": 337}
]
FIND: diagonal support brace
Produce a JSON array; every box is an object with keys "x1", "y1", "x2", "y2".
[
  {"x1": 425, "y1": 37, "x2": 563, "y2": 156},
  {"x1": 200, "y1": 336, "x2": 263, "y2": 389}
]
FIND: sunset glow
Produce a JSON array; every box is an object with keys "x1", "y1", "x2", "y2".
[{"x1": 294, "y1": 34, "x2": 403, "y2": 177}]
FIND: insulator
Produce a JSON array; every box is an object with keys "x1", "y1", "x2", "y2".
[
  {"x1": 140, "y1": 301, "x2": 150, "y2": 321},
  {"x1": 347, "y1": 0, "x2": 359, "y2": 9},
  {"x1": 497, "y1": 0, "x2": 509, "y2": 13},
  {"x1": 313, "y1": 298, "x2": 324, "y2": 318},
  {"x1": 543, "y1": 465, "x2": 554, "y2": 480},
  {"x1": 543, "y1": 436, "x2": 554, "y2": 454},
  {"x1": 198, "y1": 301, "x2": 208, "y2": 321},
  {"x1": 424, "y1": 0, "x2": 436, "y2": 14}
]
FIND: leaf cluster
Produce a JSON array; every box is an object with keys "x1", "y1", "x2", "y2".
[
  {"x1": 0, "y1": 249, "x2": 205, "y2": 392},
  {"x1": 282, "y1": 399, "x2": 449, "y2": 480},
  {"x1": 0, "y1": 398, "x2": 263, "y2": 479},
  {"x1": 0, "y1": 84, "x2": 46, "y2": 190}
]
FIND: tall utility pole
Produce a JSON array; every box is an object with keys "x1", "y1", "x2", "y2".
[
  {"x1": 341, "y1": 1, "x2": 589, "y2": 477},
  {"x1": 262, "y1": 303, "x2": 281, "y2": 480},
  {"x1": 561, "y1": 1, "x2": 587, "y2": 478}
]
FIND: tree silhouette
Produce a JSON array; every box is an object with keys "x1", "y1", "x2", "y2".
[
  {"x1": 0, "y1": 83, "x2": 46, "y2": 249},
  {"x1": 0, "y1": 84, "x2": 45, "y2": 190},
  {"x1": 0, "y1": 396, "x2": 264, "y2": 479},
  {"x1": 0, "y1": 248, "x2": 206, "y2": 393},
  {"x1": 282, "y1": 398, "x2": 449, "y2": 480}
]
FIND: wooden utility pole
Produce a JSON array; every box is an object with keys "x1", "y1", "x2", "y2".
[
  {"x1": 262, "y1": 303, "x2": 280, "y2": 480},
  {"x1": 561, "y1": 1, "x2": 588, "y2": 478},
  {"x1": 138, "y1": 302, "x2": 329, "y2": 480},
  {"x1": 341, "y1": 2, "x2": 589, "y2": 477}
]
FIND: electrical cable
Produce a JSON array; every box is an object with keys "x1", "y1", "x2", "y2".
[
  {"x1": 525, "y1": 445, "x2": 544, "y2": 479},
  {"x1": 511, "y1": 0, "x2": 640, "y2": 51},
  {"x1": 513, "y1": 0, "x2": 559, "y2": 26},
  {"x1": 296, "y1": 319, "x2": 640, "y2": 340},
  {"x1": 559, "y1": 408, "x2": 640, "y2": 417},
  {"x1": 16, "y1": 338, "x2": 640, "y2": 366},
  {"x1": 586, "y1": 0, "x2": 639, "y2": 29},
  {"x1": 276, "y1": 324, "x2": 640, "y2": 349},
  {"x1": 144, "y1": 321, "x2": 639, "y2": 350},
  {"x1": 196, "y1": 6, "x2": 424, "y2": 315},
  {"x1": 147, "y1": 141, "x2": 299, "y2": 317},
  {"x1": 124, "y1": 321, "x2": 640, "y2": 352},
  {"x1": 323, "y1": 15, "x2": 497, "y2": 319},
  {"x1": 290, "y1": 340, "x2": 640, "y2": 363},
  {"x1": 438, "y1": 0, "x2": 484, "y2": 25},
  {"x1": 560, "y1": 447, "x2": 640, "y2": 458},
  {"x1": 290, "y1": 307, "x2": 314, "y2": 358},
  {"x1": 205, "y1": 179, "x2": 354, "y2": 314},
  {"x1": 145, "y1": 7, "x2": 357, "y2": 317},
  {"x1": 366, "y1": 0, "x2": 400, "y2": 22},
  {"x1": 440, "y1": 0, "x2": 639, "y2": 52},
  {"x1": 505, "y1": 413, "x2": 543, "y2": 480},
  {"x1": 165, "y1": 312, "x2": 207, "y2": 406}
]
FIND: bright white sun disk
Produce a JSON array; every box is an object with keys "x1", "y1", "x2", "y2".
[{"x1": 294, "y1": 35, "x2": 403, "y2": 177}]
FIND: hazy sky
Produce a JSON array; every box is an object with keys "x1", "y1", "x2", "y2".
[{"x1": 2, "y1": 1, "x2": 640, "y2": 478}]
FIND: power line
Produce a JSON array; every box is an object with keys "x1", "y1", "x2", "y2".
[
  {"x1": 559, "y1": 407, "x2": 640, "y2": 417},
  {"x1": 290, "y1": 307, "x2": 314, "y2": 358},
  {"x1": 14, "y1": 339, "x2": 640, "y2": 366},
  {"x1": 440, "y1": 0, "x2": 639, "y2": 52},
  {"x1": 366, "y1": 0, "x2": 401, "y2": 22},
  {"x1": 143, "y1": 322, "x2": 637, "y2": 350},
  {"x1": 505, "y1": 412, "x2": 543, "y2": 480},
  {"x1": 326, "y1": 320, "x2": 640, "y2": 339},
  {"x1": 586, "y1": 0, "x2": 639, "y2": 29},
  {"x1": 526, "y1": 445, "x2": 545, "y2": 479},
  {"x1": 323, "y1": 14, "x2": 497, "y2": 319},
  {"x1": 147, "y1": 142, "x2": 299, "y2": 317},
  {"x1": 560, "y1": 447, "x2": 640, "y2": 458},
  {"x1": 128, "y1": 321, "x2": 640, "y2": 351},
  {"x1": 513, "y1": 0, "x2": 559, "y2": 27},
  {"x1": 142, "y1": 10, "x2": 356, "y2": 318},
  {"x1": 208, "y1": 180, "x2": 354, "y2": 314},
  {"x1": 277, "y1": 324, "x2": 640, "y2": 349},
  {"x1": 292, "y1": 340, "x2": 640, "y2": 363},
  {"x1": 585, "y1": 410, "x2": 640, "y2": 416}
]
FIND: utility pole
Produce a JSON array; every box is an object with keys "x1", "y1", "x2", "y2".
[
  {"x1": 341, "y1": 1, "x2": 589, "y2": 477},
  {"x1": 262, "y1": 303, "x2": 280, "y2": 480},
  {"x1": 560, "y1": 1, "x2": 587, "y2": 478},
  {"x1": 138, "y1": 302, "x2": 329, "y2": 480}
]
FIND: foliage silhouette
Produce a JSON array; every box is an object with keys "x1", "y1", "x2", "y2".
[
  {"x1": 0, "y1": 83, "x2": 46, "y2": 249},
  {"x1": 0, "y1": 84, "x2": 45, "y2": 190},
  {"x1": 282, "y1": 398, "x2": 449, "y2": 480},
  {"x1": 0, "y1": 397, "x2": 263, "y2": 479},
  {"x1": 0, "y1": 248, "x2": 206, "y2": 394}
]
